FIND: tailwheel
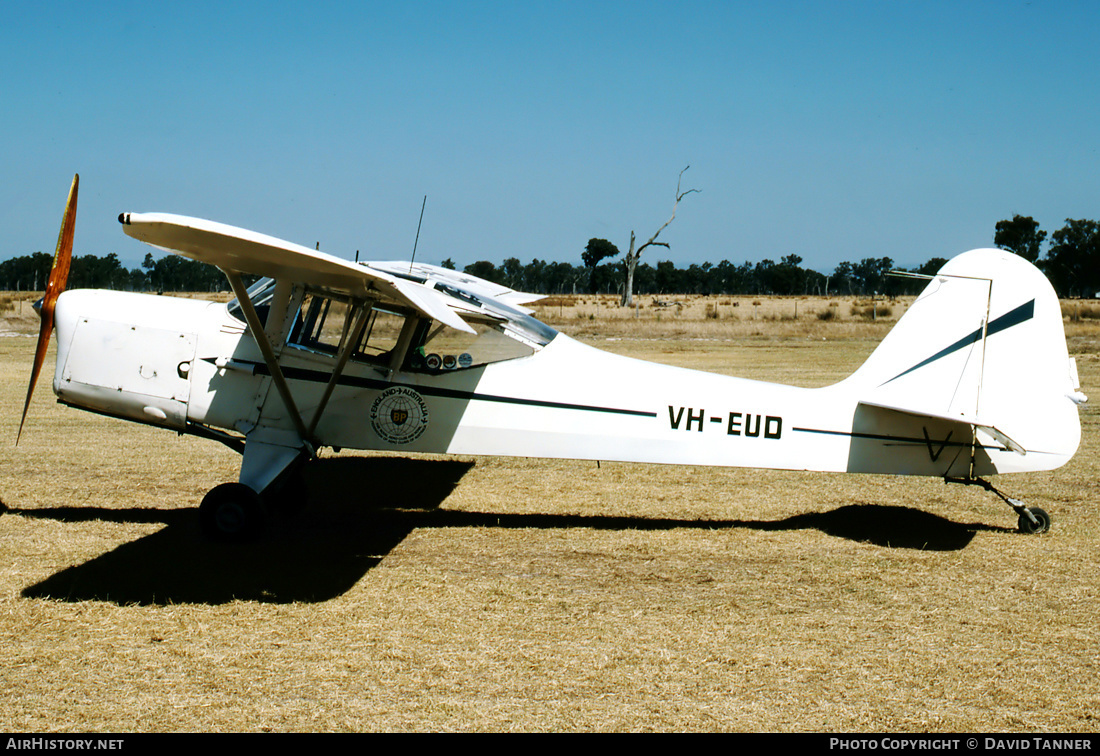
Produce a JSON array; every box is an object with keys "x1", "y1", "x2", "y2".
[
  {"x1": 200, "y1": 483, "x2": 266, "y2": 542},
  {"x1": 944, "y1": 477, "x2": 1053, "y2": 536},
  {"x1": 1017, "y1": 507, "x2": 1051, "y2": 535}
]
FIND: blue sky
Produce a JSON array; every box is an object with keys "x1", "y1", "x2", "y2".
[{"x1": 3, "y1": 0, "x2": 1098, "y2": 274}]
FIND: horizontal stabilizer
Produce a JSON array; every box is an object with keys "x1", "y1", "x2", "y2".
[{"x1": 857, "y1": 400, "x2": 1026, "y2": 455}]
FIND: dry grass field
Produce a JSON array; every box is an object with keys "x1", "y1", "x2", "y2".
[{"x1": 1, "y1": 292, "x2": 1098, "y2": 732}]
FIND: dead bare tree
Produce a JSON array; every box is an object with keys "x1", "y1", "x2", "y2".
[{"x1": 621, "y1": 166, "x2": 699, "y2": 307}]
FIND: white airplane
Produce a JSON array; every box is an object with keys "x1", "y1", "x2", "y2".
[{"x1": 18, "y1": 176, "x2": 1087, "y2": 540}]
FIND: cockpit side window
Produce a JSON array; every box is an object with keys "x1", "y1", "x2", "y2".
[
  {"x1": 240, "y1": 282, "x2": 557, "y2": 373},
  {"x1": 289, "y1": 294, "x2": 338, "y2": 354},
  {"x1": 407, "y1": 318, "x2": 538, "y2": 372},
  {"x1": 287, "y1": 292, "x2": 404, "y2": 364}
]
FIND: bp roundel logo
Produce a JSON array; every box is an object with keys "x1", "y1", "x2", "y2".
[{"x1": 370, "y1": 386, "x2": 429, "y2": 444}]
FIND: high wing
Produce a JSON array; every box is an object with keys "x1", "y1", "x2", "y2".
[{"x1": 119, "y1": 212, "x2": 476, "y2": 333}]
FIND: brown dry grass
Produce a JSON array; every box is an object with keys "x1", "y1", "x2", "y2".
[
  {"x1": 1, "y1": 296, "x2": 1098, "y2": 732},
  {"x1": 532, "y1": 294, "x2": 911, "y2": 342}
]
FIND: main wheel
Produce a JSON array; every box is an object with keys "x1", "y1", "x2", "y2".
[
  {"x1": 200, "y1": 483, "x2": 266, "y2": 542},
  {"x1": 1017, "y1": 507, "x2": 1051, "y2": 535}
]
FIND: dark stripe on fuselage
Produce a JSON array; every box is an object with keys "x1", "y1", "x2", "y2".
[
  {"x1": 881, "y1": 299, "x2": 1035, "y2": 386},
  {"x1": 213, "y1": 358, "x2": 659, "y2": 418}
]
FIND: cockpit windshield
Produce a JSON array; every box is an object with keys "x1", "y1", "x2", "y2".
[{"x1": 226, "y1": 277, "x2": 278, "y2": 326}]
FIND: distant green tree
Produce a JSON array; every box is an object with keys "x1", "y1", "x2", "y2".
[
  {"x1": 753, "y1": 259, "x2": 776, "y2": 294},
  {"x1": 463, "y1": 260, "x2": 504, "y2": 285},
  {"x1": 589, "y1": 263, "x2": 620, "y2": 295},
  {"x1": 440, "y1": 258, "x2": 456, "y2": 270},
  {"x1": 917, "y1": 257, "x2": 948, "y2": 276},
  {"x1": 654, "y1": 260, "x2": 681, "y2": 293},
  {"x1": 541, "y1": 261, "x2": 584, "y2": 294},
  {"x1": 70, "y1": 253, "x2": 126, "y2": 288},
  {"x1": 1042, "y1": 219, "x2": 1099, "y2": 297},
  {"x1": 582, "y1": 238, "x2": 620, "y2": 294},
  {"x1": 772, "y1": 254, "x2": 805, "y2": 295},
  {"x1": 500, "y1": 257, "x2": 524, "y2": 289},
  {"x1": 831, "y1": 260, "x2": 854, "y2": 295},
  {"x1": 141, "y1": 253, "x2": 226, "y2": 291},
  {"x1": 804, "y1": 269, "x2": 828, "y2": 295},
  {"x1": 522, "y1": 259, "x2": 546, "y2": 292},
  {"x1": 994, "y1": 215, "x2": 1046, "y2": 262},
  {"x1": 632, "y1": 262, "x2": 657, "y2": 295},
  {"x1": 684, "y1": 263, "x2": 708, "y2": 294},
  {"x1": 0, "y1": 251, "x2": 52, "y2": 290},
  {"x1": 852, "y1": 257, "x2": 894, "y2": 295}
]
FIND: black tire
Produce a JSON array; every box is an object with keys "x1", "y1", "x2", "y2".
[
  {"x1": 199, "y1": 483, "x2": 266, "y2": 542},
  {"x1": 1017, "y1": 507, "x2": 1051, "y2": 535}
]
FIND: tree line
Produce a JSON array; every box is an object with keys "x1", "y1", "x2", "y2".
[
  {"x1": 0, "y1": 252, "x2": 224, "y2": 293},
  {"x1": 458, "y1": 215, "x2": 1096, "y2": 299},
  {"x1": 0, "y1": 247, "x2": 936, "y2": 297},
  {"x1": 3, "y1": 216, "x2": 1095, "y2": 298},
  {"x1": 457, "y1": 253, "x2": 932, "y2": 298}
]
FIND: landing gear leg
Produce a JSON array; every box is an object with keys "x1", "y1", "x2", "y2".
[
  {"x1": 262, "y1": 457, "x2": 311, "y2": 516},
  {"x1": 945, "y1": 477, "x2": 1052, "y2": 535},
  {"x1": 199, "y1": 434, "x2": 314, "y2": 542}
]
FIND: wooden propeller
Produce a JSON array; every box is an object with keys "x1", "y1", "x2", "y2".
[{"x1": 17, "y1": 174, "x2": 78, "y2": 445}]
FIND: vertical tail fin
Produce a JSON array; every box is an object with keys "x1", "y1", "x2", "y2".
[{"x1": 841, "y1": 248, "x2": 1081, "y2": 473}]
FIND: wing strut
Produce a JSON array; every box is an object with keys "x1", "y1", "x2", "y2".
[
  {"x1": 306, "y1": 303, "x2": 372, "y2": 437},
  {"x1": 224, "y1": 271, "x2": 310, "y2": 443}
]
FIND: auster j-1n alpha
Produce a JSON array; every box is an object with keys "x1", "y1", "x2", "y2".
[{"x1": 18, "y1": 176, "x2": 1088, "y2": 540}]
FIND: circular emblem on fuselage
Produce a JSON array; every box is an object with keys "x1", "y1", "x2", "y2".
[{"x1": 370, "y1": 386, "x2": 429, "y2": 445}]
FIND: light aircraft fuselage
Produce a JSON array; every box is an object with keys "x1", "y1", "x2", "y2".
[{"x1": 20, "y1": 186, "x2": 1085, "y2": 540}]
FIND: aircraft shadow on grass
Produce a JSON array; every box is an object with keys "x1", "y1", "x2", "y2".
[{"x1": 6, "y1": 457, "x2": 1008, "y2": 605}]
